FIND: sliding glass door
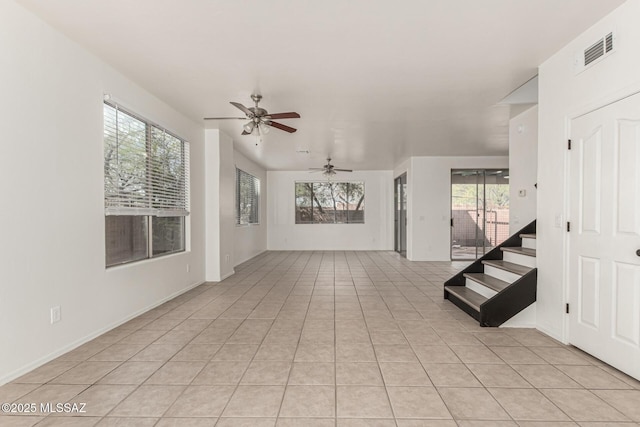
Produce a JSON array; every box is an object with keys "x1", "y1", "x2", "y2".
[
  {"x1": 394, "y1": 173, "x2": 407, "y2": 257},
  {"x1": 451, "y1": 169, "x2": 509, "y2": 260}
]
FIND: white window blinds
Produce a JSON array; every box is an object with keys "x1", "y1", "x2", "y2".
[
  {"x1": 236, "y1": 168, "x2": 260, "y2": 225},
  {"x1": 104, "y1": 102, "x2": 190, "y2": 217}
]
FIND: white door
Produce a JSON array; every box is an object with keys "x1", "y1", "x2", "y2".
[{"x1": 569, "y1": 92, "x2": 640, "y2": 380}]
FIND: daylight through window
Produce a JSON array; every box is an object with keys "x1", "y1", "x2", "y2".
[
  {"x1": 103, "y1": 102, "x2": 189, "y2": 267},
  {"x1": 236, "y1": 168, "x2": 260, "y2": 225},
  {"x1": 295, "y1": 182, "x2": 365, "y2": 224}
]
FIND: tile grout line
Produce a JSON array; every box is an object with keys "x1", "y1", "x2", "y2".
[{"x1": 355, "y1": 251, "x2": 400, "y2": 426}]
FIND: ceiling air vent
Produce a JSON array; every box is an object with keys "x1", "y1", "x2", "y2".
[
  {"x1": 584, "y1": 39, "x2": 604, "y2": 66},
  {"x1": 575, "y1": 32, "x2": 615, "y2": 74},
  {"x1": 605, "y1": 32, "x2": 613, "y2": 53}
]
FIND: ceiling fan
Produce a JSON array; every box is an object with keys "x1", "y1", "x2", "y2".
[
  {"x1": 204, "y1": 94, "x2": 300, "y2": 136},
  {"x1": 309, "y1": 157, "x2": 353, "y2": 177}
]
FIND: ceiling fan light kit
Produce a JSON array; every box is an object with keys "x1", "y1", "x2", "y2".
[
  {"x1": 310, "y1": 157, "x2": 353, "y2": 180},
  {"x1": 204, "y1": 94, "x2": 300, "y2": 139}
]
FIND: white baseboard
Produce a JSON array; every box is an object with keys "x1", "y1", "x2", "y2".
[
  {"x1": 536, "y1": 323, "x2": 565, "y2": 344},
  {"x1": 0, "y1": 279, "x2": 205, "y2": 386},
  {"x1": 234, "y1": 249, "x2": 267, "y2": 267},
  {"x1": 500, "y1": 303, "x2": 537, "y2": 328},
  {"x1": 217, "y1": 270, "x2": 235, "y2": 281}
]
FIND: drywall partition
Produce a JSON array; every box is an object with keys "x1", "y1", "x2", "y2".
[
  {"x1": 267, "y1": 170, "x2": 394, "y2": 250},
  {"x1": 509, "y1": 106, "x2": 538, "y2": 234},
  {"x1": 537, "y1": 0, "x2": 638, "y2": 341},
  {"x1": 408, "y1": 156, "x2": 509, "y2": 261},
  {"x1": 0, "y1": 1, "x2": 206, "y2": 384},
  {"x1": 234, "y1": 150, "x2": 268, "y2": 265},
  {"x1": 204, "y1": 129, "x2": 235, "y2": 281}
]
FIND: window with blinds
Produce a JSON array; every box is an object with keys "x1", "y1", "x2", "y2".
[
  {"x1": 103, "y1": 102, "x2": 189, "y2": 266},
  {"x1": 236, "y1": 168, "x2": 260, "y2": 225}
]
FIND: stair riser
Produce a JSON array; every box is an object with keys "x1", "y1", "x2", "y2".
[
  {"x1": 503, "y1": 251, "x2": 536, "y2": 269},
  {"x1": 465, "y1": 278, "x2": 498, "y2": 299},
  {"x1": 522, "y1": 237, "x2": 536, "y2": 250},
  {"x1": 445, "y1": 291, "x2": 481, "y2": 321},
  {"x1": 483, "y1": 265, "x2": 522, "y2": 283}
]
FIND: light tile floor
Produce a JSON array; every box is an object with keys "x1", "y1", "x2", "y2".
[{"x1": 1, "y1": 251, "x2": 639, "y2": 426}]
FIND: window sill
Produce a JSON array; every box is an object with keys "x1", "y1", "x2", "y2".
[
  {"x1": 294, "y1": 223, "x2": 366, "y2": 225},
  {"x1": 106, "y1": 250, "x2": 190, "y2": 271}
]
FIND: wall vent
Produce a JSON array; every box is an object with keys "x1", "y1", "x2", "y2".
[
  {"x1": 584, "y1": 39, "x2": 604, "y2": 66},
  {"x1": 575, "y1": 32, "x2": 615, "y2": 74}
]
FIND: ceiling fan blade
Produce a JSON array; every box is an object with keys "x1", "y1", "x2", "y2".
[
  {"x1": 333, "y1": 169, "x2": 353, "y2": 172},
  {"x1": 269, "y1": 121, "x2": 297, "y2": 133},
  {"x1": 230, "y1": 102, "x2": 253, "y2": 117},
  {"x1": 308, "y1": 168, "x2": 325, "y2": 170},
  {"x1": 309, "y1": 170, "x2": 323, "y2": 173},
  {"x1": 203, "y1": 117, "x2": 246, "y2": 120},
  {"x1": 265, "y1": 112, "x2": 301, "y2": 119},
  {"x1": 241, "y1": 130, "x2": 250, "y2": 135}
]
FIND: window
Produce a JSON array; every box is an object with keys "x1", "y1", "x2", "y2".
[
  {"x1": 103, "y1": 102, "x2": 189, "y2": 267},
  {"x1": 236, "y1": 168, "x2": 260, "y2": 225},
  {"x1": 295, "y1": 182, "x2": 365, "y2": 224}
]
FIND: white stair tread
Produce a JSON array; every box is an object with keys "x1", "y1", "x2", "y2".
[
  {"x1": 464, "y1": 273, "x2": 511, "y2": 292},
  {"x1": 482, "y1": 259, "x2": 533, "y2": 276},
  {"x1": 501, "y1": 246, "x2": 536, "y2": 257},
  {"x1": 445, "y1": 286, "x2": 487, "y2": 311},
  {"x1": 520, "y1": 233, "x2": 536, "y2": 239}
]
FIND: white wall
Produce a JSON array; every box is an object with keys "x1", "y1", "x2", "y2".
[
  {"x1": 408, "y1": 156, "x2": 509, "y2": 261},
  {"x1": 509, "y1": 106, "x2": 538, "y2": 234},
  {"x1": 267, "y1": 170, "x2": 394, "y2": 250},
  {"x1": 204, "y1": 130, "x2": 235, "y2": 281},
  {"x1": 537, "y1": 0, "x2": 638, "y2": 340},
  {"x1": 234, "y1": 151, "x2": 268, "y2": 265},
  {"x1": 0, "y1": 1, "x2": 205, "y2": 384}
]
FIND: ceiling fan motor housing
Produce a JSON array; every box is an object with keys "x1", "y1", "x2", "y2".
[{"x1": 204, "y1": 94, "x2": 299, "y2": 135}]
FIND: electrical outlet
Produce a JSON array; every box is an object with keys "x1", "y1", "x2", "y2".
[
  {"x1": 225, "y1": 254, "x2": 230, "y2": 264},
  {"x1": 518, "y1": 189, "x2": 527, "y2": 197},
  {"x1": 50, "y1": 306, "x2": 61, "y2": 324},
  {"x1": 186, "y1": 264, "x2": 190, "y2": 272}
]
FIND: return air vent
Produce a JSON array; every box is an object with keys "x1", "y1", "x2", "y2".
[
  {"x1": 575, "y1": 32, "x2": 615, "y2": 74},
  {"x1": 584, "y1": 39, "x2": 604, "y2": 66}
]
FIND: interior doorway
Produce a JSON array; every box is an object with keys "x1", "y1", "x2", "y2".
[
  {"x1": 568, "y1": 92, "x2": 640, "y2": 380},
  {"x1": 451, "y1": 169, "x2": 510, "y2": 260},
  {"x1": 394, "y1": 173, "x2": 407, "y2": 257}
]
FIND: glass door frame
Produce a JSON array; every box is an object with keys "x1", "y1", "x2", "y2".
[
  {"x1": 394, "y1": 173, "x2": 407, "y2": 257},
  {"x1": 450, "y1": 169, "x2": 509, "y2": 261},
  {"x1": 450, "y1": 169, "x2": 485, "y2": 261}
]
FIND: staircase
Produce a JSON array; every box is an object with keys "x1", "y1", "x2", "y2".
[{"x1": 444, "y1": 220, "x2": 537, "y2": 327}]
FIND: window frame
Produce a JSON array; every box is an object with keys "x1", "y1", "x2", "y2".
[
  {"x1": 294, "y1": 181, "x2": 366, "y2": 225},
  {"x1": 236, "y1": 167, "x2": 260, "y2": 226},
  {"x1": 103, "y1": 101, "x2": 189, "y2": 268}
]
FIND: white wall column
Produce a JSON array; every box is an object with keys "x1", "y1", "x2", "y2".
[{"x1": 204, "y1": 129, "x2": 235, "y2": 281}]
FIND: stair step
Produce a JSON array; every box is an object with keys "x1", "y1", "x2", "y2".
[
  {"x1": 445, "y1": 286, "x2": 487, "y2": 311},
  {"x1": 520, "y1": 233, "x2": 536, "y2": 239},
  {"x1": 482, "y1": 259, "x2": 533, "y2": 276},
  {"x1": 464, "y1": 273, "x2": 511, "y2": 293},
  {"x1": 501, "y1": 247, "x2": 536, "y2": 257}
]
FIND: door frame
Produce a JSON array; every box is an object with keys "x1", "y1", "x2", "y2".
[
  {"x1": 563, "y1": 86, "x2": 640, "y2": 345},
  {"x1": 450, "y1": 169, "x2": 484, "y2": 261}
]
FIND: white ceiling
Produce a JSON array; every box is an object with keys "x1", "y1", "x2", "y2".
[{"x1": 18, "y1": 0, "x2": 624, "y2": 171}]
